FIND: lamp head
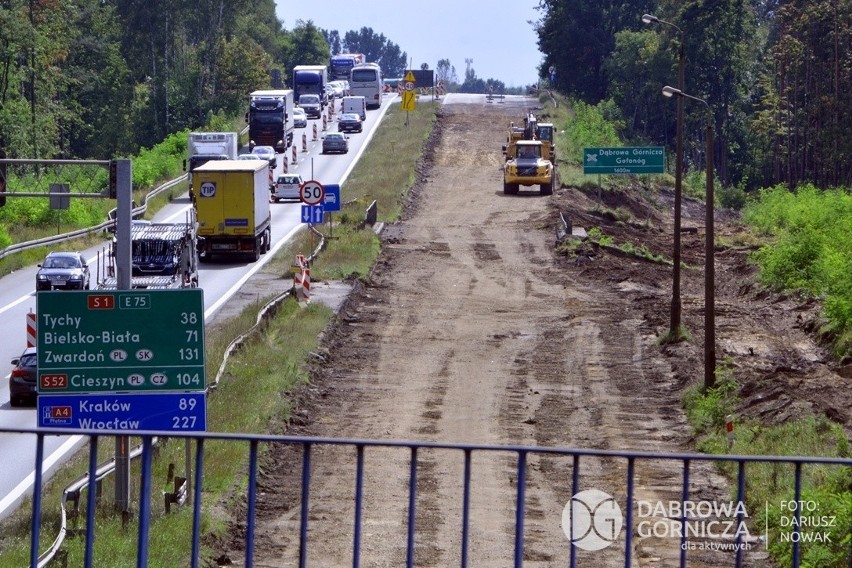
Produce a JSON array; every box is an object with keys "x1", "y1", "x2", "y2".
[
  {"x1": 641, "y1": 14, "x2": 659, "y2": 24},
  {"x1": 662, "y1": 86, "x2": 681, "y2": 98}
]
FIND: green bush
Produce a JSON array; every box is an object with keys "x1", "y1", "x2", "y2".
[
  {"x1": 131, "y1": 130, "x2": 188, "y2": 188},
  {"x1": 744, "y1": 184, "x2": 852, "y2": 355},
  {"x1": 683, "y1": 377, "x2": 738, "y2": 435},
  {"x1": 719, "y1": 179, "x2": 748, "y2": 210},
  {"x1": 0, "y1": 182, "x2": 107, "y2": 228},
  {"x1": 734, "y1": 417, "x2": 852, "y2": 567},
  {"x1": 562, "y1": 98, "x2": 623, "y2": 166}
]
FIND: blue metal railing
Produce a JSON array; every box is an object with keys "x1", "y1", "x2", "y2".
[{"x1": 4, "y1": 426, "x2": 851, "y2": 568}]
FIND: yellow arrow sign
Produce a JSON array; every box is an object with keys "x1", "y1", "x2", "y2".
[{"x1": 401, "y1": 90, "x2": 416, "y2": 111}]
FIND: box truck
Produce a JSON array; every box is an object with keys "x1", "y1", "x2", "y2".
[
  {"x1": 193, "y1": 160, "x2": 272, "y2": 262},
  {"x1": 293, "y1": 64, "x2": 329, "y2": 108},
  {"x1": 185, "y1": 132, "x2": 239, "y2": 202}
]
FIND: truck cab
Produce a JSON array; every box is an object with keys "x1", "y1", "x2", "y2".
[
  {"x1": 503, "y1": 140, "x2": 555, "y2": 196},
  {"x1": 536, "y1": 122, "x2": 555, "y2": 161}
]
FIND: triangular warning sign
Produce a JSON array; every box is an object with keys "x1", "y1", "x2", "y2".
[{"x1": 404, "y1": 70, "x2": 416, "y2": 83}]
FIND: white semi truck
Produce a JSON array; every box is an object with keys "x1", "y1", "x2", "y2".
[{"x1": 185, "y1": 132, "x2": 239, "y2": 202}]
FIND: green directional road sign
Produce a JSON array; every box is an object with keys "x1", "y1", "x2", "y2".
[
  {"x1": 36, "y1": 289, "x2": 206, "y2": 393},
  {"x1": 583, "y1": 147, "x2": 665, "y2": 175}
]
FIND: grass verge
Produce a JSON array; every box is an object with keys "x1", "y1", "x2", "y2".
[{"x1": 683, "y1": 372, "x2": 851, "y2": 566}]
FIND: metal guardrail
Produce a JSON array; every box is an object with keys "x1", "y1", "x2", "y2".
[
  {"x1": 5, "y1": 426, "x2": 850, "y2": 568},
  {"x1": 34, "y1": 442, "x2": 149, "y2": 568},
  {"x1": 0, "y1": 174, "x2": 187, "y2": 261}
]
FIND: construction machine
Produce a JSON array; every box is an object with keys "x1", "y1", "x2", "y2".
[
  {"x1": 503, "y1": 140, "x2": 555, "y2": 196},
  {"x1": 502, "y1": 113, "x2": 555, "y2": 162}
]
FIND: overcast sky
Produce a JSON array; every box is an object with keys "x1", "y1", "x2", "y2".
[{"x1": 274, "y1": 0, "x2": 544, "y2": 87}]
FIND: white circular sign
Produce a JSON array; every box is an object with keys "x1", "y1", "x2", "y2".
[
  {"x1": 300, "y1": 180, "x2": 325, "y2": 205},
  {"x1": 199, "y1": 181, "x2": 216, "y2": 198},
  {"x1": 405, "y1": 82, "x2": 415, "y2": 91}
]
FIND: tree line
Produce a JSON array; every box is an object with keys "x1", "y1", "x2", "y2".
[
  {"x1": 0, "y1": 0, "x2": 408, "y2": 162},
  {"x1": 4, "y1": 0, "x2": 847, "y2": 194},
  {"x1": 536, "y1": 0, "x2": 852, "y2": 191}
]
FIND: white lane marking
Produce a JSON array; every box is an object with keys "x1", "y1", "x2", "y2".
[
  {"x1": 0, "y1": 434, "x2": 85, "y2": 521},
  {"x1": 204, "y1": 223, "x2": 304, "y2": 320},
  {"x1": 0, "y1": 293, "x2": 33, "y2": 317}
]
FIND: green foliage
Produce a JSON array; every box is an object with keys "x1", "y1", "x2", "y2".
[
  {"x1": 130, "y1": 131, "x2": 188, "y2": 189},
  {"x1": 0, "y1": 127, "x2": 196, "y2": 248},
  {"x1": 743, "y1": 184, "x2": 852, "y2": 354},
  {"x1": 562, "y1": 99, "x2": 623, "y2": 166},
  {"x1": 683, "y1": 377, "x2": 739, "y2": 435},
  {"x1": 682, "y1": 365, "x2": 852, "y2": 567},
  {"x1": 718, "y1": 181, "x2": 748, "y2": 210},
  {"x1": 726, "y1": 417, "x2": 852, "y2": 567},
  {"x1": 0, "y1": 173, "x2": 107, "y2": 230},
  {"x1": 763, "y1": 478, "x2": 852, "y2": 567},
  {"x1": 585, "y1": 226, "x2": 613, "y2": 247}
]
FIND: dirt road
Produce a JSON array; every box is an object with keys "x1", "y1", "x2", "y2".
[{"x1": 213, "y1": 98, "x2": 850, "y2": 567}]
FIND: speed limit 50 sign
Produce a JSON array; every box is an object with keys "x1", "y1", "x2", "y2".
[{"x1": 300, "y1": 180, "x2": 324, "y2": 205}]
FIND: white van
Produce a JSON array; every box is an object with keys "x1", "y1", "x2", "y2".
[{"x1": 341, "y1": 95, "x2": 367, "y2": 121}]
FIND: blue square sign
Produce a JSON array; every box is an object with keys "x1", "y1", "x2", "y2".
[
  {"x1": 323, "y1": 184, "x2": 341, "y2": 212},
  {"x1": 301, "y1": 204, "x2": 325, "y2": 224}
]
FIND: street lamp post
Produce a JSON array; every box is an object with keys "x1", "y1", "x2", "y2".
[
  {"x1": 662, "y1": 86, "x2": 715, "y2": 389},
  {"x1": 643, "y1": 14, "x2": 685, "y2": 340}
]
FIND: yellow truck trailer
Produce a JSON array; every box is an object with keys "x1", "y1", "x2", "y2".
[{"x1": 193, "y1": 159, "x2": 272, "y2": 262}]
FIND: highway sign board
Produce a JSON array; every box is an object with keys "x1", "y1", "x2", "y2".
[
  {"x1": 323, "y1": 184, "x2": 341, "y2": 212},
  {"x1": 583, "y1": 147, "x2": 665, "y2": 175},
  {"x1": 300, "y1": 180, "x2": 324, "y2": 205},
  {"x1": 38, "y1": 391, "x2": 207, "y2": 431},
  {"x1": 403, "y1": 69, "x2": 433, "y2": 88},
  {"x1": 36, "y1": 289, "x2": 206, "y2": 393},
  {"x1": 301, "y1": 204, "x2": 324, "y2": 224}
]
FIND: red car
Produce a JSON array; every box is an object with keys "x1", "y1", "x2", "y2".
[{"x1": 9, "y1": 347, "x2": 37, "y2": 407}]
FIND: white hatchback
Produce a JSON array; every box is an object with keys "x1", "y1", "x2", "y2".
[{"x1": 272, "y1": 174, "x2": 304, "y2": 202}]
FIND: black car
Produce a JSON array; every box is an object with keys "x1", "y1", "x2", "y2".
[
  {"x1": 35, "y1": 251, "x2": 90, "y2": 291},
  {"x1": 338, "y1": 113, "x2": 363, "y2": 133},
  {"x1": 321, "y1": 133, "x2": 349, "y2": 154},
  {"x1": 9, "y1": 347, "x2": 37, "y2": 407}
]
